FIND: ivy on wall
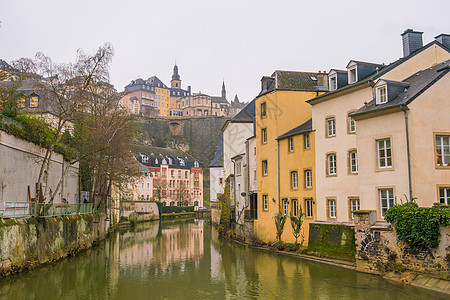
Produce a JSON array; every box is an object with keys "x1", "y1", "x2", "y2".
[{"x1": 385, "y1": 203, "x2": 450, "y2": 250}]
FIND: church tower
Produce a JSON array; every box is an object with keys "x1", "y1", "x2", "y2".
[
  {"x1": 171, "y1": 63, "x2": 181, "y2": 89},
  {"x1": 221, "y1": 80, "x2": 226, "y2": 100}
]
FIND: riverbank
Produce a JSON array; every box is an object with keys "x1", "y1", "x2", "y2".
[
  {"x1": 220, "y1": 226, "x2": 450, "y2": 295},
  {"x1": 0, "y1": 213, "x2": 110, "y2": 277},
  {"x1": 161, "y1": 210, "x2": 211, "y2": 221}
]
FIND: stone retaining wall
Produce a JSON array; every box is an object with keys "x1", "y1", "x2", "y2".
[
  {"x1": 354, "y1": 210, "x2": 450, "y2": 275},
  {"x1": 120, "y1": 201, "x2": 159, "y2": 222},
  {"x1": 0, "y1": 213, "x2": 108, "y2": 276}
]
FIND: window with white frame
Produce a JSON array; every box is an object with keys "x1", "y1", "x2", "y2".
[
  {"x1": 283, "y1": 199, "x2": 288, "y2": 216},
  {"x1": 380, "y1": 188, "x2": 394, "y2": 217},
  {"x1": 349, "y1": 67, "x2": 357, "y2": 84},
  {"x1": 236, "y1": 162, "x2": 241, "y2": 175},
  {"x1": 439, "y1": 187, "x2": 450, "y2": 204},
  {"x1": 305, "y1": 199, "x2": 313, "y2": 218},
  {"x1": 305, "y1": 170, "x2": 312, "y2": 188},
  {"x1": 350, "y1": 198, "x2": 360, "y2": 219},
  {"x1": 376, "y1": 86, "x2": 387, "y2": 104},
  {"x1": 262, "y1": 160, "x2": 268, "y2": 176},
  {"x1": 263, "y1": 195, "x2": 268, "y2": 210},
  {"x1": 377, "y1": 138, "x2": 392, "y2": 168},
  {"x1": 329, "y1": 76, "x2": 337, "y2": 91},
  {"x1": 289, "y1": 138, "x2": 294, "y2": 152},
  {"x1": 326, "y1": 117, "x2": 336, "y2": 137},
  {"x1": 262, "y1": 128, "x2": 267, "y2": 144},
  {"x1": 328, "y1": 153, "x2": 337, "y2": 175},
  {"x1": 292, "y1": 199, "x2": 298, "y2": 217},
  {"x1": 291, "y1": 171, "x2": 298, "y2": 189},
  {"x1": 261, "y1": 102, "x2": 266, "y2": 118},
  {"x1": 328, "y1": 199, "x2": 336, "y2": 219},
  {"x1": 436, "y1": 135, "x2": 450, "y2": 167},
  {"x1": 350, "y1": 150, "x2": 358, "y2": 173},
  {"x1": 348, "y1": 113, "x2": 356, "y2": 133},
  {"x1": 304, "y1": 134, "x2": 310, "y2": 149}
]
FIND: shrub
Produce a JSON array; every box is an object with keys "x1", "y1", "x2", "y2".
[{"x1": 385, "y1": 202, "x2": 450, "y2": 250}]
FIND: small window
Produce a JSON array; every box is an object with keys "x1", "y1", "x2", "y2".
[
  {"x1": 328, "y1": 199, "x2": 337, "y2": 219},
  {"x1": 18, "y1": 97, "x2": 26, "y2": 108},
  {"x1": 291, "y1": 171, "x2": 298, "y2": 190},
  {"x1": 171, "y1": 170, "x2": 174, "y2": 178},
  {"x1": 380, "y1": 188, "x2": 394, "y2": 217},
  {"x1": 261, "y1": 102, "x2": 266, "y2": 118},
  {"x1": 236, "y1": 162, "x2": 241, "y2": 175},
  {"x1": 439, "y1": 187, "x2": 450, "y2": 204},
  {"x1": 219, "y1": 178, "x2": 223, "y2": 185},
  {"x1": 262, "y1": 128, "x2": 267, "y2": 144},
  {"x1": 305, "y1": 170, "x2": 312, "y2": 188},
  {"x1": 30, "y1": 96, "x2": 39, "y2": 108},
  {"x1": 349, "y1": 150, "x2": 358, "y2": 173},
  {"x1": 288, "y1": 138, "x2": 294, "y2": 152},
  {"x1": 326, "y1": 117, "x2": 336, "y2": 137},
  {"x1": 436, "y1": 135, "x2": 450, "y2": 167},
  {"x1": 349, "y1": 67, "x2": 357, "y2": 84},
  {"x1": 305, "y1": 199, "x2": 313, "y2": 218},
  {"x1": 349, "y1": 198, "x2": 360, "y2": 220},
  {"x1": 283, "y1": 199, "x2": 288, "y2": 216},
  {"x1": 348, "y1": 113, "x2": 356, "y2": 133},
  {"x1": 262, "y1": 160, "x2": 268, "y2": 176},
  {"x1": 292, "y1": 199, "x2": 298, "y2": 217},
  {"x1": 327, "y1": 153, "x2": 337, "y2": 176},
  {"x1": 377, "y1": 138, "x2": 392, "y2": 168},
  {"x1": 329, "y1": 76, "x2": 337, "y2": 91},
  {"x1": 376, "y1": 86, "x2": 387, "y2": 104},
  {"x1": 263, "y1": 195, "x2": 268, "y2": 210},
  {"x1": 304, "y1": 134, "x2": 310, "y2": 149}
]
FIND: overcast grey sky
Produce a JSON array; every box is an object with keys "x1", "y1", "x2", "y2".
[{"x1": 1, "y1": 0, "x2": 449, "y2": 102}]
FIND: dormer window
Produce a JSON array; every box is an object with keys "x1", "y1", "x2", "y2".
[
  {"x1": 376, "y1": 85, "x2": 387, "y2": 104},
  {"x1": 329, "y1": 76, "x2": 337, "y2": 91},
  {"x1": 348, "y1": 67, "x2": 357, "y2": 84}
]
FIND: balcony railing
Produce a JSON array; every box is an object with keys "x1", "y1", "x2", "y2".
[{"x1": 1, "y1": 202, "x2": 96, "y2": 219}]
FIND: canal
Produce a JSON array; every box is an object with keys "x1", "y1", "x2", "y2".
[{"x1": 0, "y1": 219, "x2": 445, "y2": 299}]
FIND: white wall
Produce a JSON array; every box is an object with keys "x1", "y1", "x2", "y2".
[
  {"x1": 0, "y1": 131, "x2": 79, "y2": 211},
  {"x1": 223, "y1": 122, "x2": 254, "y2": 180},
  {"x1": 210, "y1": 166, "x2": 224, "y2": 202}
]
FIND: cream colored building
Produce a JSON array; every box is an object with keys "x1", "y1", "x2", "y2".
[
  {"x1": 353, "y1": 60, "x2": 450, "y2": 219},
  {"x1": 308, "y1": 29, "x2": 450, "y2": 222}
]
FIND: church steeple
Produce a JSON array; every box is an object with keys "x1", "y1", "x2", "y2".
[
  {"x1": 171, "y1": 62, "x2": 181, "y2": 89},
  {"x1": 221, "y1": 80, "x2": 226, "y2": 100}
]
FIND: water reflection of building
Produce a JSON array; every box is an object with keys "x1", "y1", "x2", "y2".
[{"x1": 118, "y1": 220, "x2": 204, "y2": 269}]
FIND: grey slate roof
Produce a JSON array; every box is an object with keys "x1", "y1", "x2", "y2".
[
  {"x1": 277, "y1": 118, "x2": 312, "y2": 140},
  {"x1": 0, "y1": 59, "x2": 11, "y2": 69},
  {"x1": 209, "y1": 137, "x2": 223, "y2": 167},
  {"x1": 352, "y1": 60, "x2": 450, "y2": 117},
  {"x1": 274, "y1": 71, "x2": 320, "y2": 91},
  {"x1": 232, "y1": 98, "x2": 255, "y2": 122},
  {"x1": 308, "y1": 40, "x2": 450, "y2": 105}
]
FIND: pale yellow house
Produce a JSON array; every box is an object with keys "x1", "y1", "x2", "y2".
[
  {"x1": 253, "y1": 71, "x2": 327, "y2": 243},
  {"x1": 308, "y1": 29, "x2": 450, "y2": 222}
]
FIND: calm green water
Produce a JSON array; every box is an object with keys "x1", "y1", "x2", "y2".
[{"x1": 0, "y1": 219, "x2": 445, "y2": 299}]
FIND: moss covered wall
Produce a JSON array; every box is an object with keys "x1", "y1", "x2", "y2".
[
  {"x1": 0, "y1": 214, "x2": 108, "y2": 276},
  {"x1": 308, "y1": 221, "x2": 356, "y2": 260}
]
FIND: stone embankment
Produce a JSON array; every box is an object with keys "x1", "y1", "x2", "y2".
[{"x1": 0, "y1": 213, "x2": 109, "y2": 276}]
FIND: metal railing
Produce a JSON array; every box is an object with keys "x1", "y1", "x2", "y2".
[{"x1": 1, "y1": 202, "x2": 96, "y2": 219}]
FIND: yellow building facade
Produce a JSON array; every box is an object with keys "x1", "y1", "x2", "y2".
[{"x1": 253, "y1": 71, "x2": 327, "y2": 244}]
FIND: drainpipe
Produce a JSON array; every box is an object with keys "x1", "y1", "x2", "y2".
[
  {"x1": 400, "y1": 105, "x2": 413, "y2": 202},
  {"x1": 277, "y1": 139, "x2": 281, "y2": 217}
]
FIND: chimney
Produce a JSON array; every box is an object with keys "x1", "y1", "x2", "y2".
[
  {"x1": 316, "y1": 72, "x2": 328, "y2": 87},
  {"x1": 401, "y1": 29, "x2": 423, "y2": 57},
  {"x1": 187, "y1": 85, "x2": 191, "y2": 95},
  {"x1": 435, "y1": 33, "x2": 450, "y2": 49}
]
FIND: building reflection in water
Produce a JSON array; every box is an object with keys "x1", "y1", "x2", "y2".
[{"x1": 118, "y1": 219, "x2": 204, "y2": 271}]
